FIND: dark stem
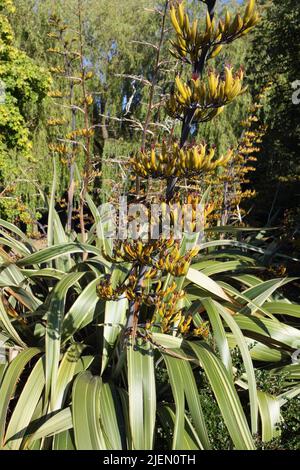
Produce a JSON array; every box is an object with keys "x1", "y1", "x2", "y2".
[
  {"x1": 136, "y1": 0, "x2": 169, "y2": 195},
  {"x1": 78, "y1": 0, "x2": 91, "y2": 252},
  {"x1": 64, "y1": 28, "x2": 76, "y2": 234},
  {"x1": 125, "y1": 1, "x2": 218, "y2": 342},
  {"x1": 165, "y1": 0, "x2": 217, "y2": 202},
  {"x1": 67, "y1": 92, "x2": 76, "y2": 233},
  {"x1": 124, "y1": 265, "x2": 148, "y2": 332},
  {"x1": 125, "y1": 2, "x2": 169, "y2": 341}
]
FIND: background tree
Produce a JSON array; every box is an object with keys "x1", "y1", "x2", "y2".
[
  {"x1": 1, "y1": 0, "x2": 300, "y2": 452},
  {"x1": 246, "y1": 0, "x2": 300, "y2": 233},
  {"x1": 5, "y1": 0, "x2": 266, "y2": 226},
  {"x1": 11, "y1": 0, "x2": 165, "y2": 201},
  {"x1": 0, "y1": 0, "x2": 50, "y2": 228}
]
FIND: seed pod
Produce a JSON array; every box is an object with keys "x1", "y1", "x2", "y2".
[
  {"x1": 210, "y1": 44, "x2": 223, "y2": 58},
  {"x1": 170, "y1": 7, "x2": 182, "y2": 35}
]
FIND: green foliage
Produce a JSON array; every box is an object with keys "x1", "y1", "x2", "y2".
[
  {"x1": 0, "y1": 208, "x2": 299, "y2": 449},
  {"x1": 199, "y1": 375, "x2": 232, "y2": 450},
  {"x1": 0, "y1": 8, "x2": 49, "y2": 155},
  {"x1": 0, "y1": 0, "x2": 299, "y2": 451},
  {"x1": 3, "y1": 0, "x2": 263, "y2": 218},
  {"x1": 280, "y1": 397, "x2": 300, "y2": 450},
  {"x1": 199, "y1": 3, "x2": 252, "y2": 153},
  {"x1": 247, "y1": 0, "x2": 300, "y2": 223},
  {"x1": 0, "y1": 0, "x2": 50, "y2": 223},
  {"x1": 6, "y1": 0, "x2": 166, "y2": 209}
]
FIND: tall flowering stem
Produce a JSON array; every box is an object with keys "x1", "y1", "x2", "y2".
[{"x1": 98, "y1": 0, "x2": 259, "y2": 343}]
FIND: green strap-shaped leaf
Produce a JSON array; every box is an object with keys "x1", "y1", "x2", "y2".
[
  {"x1": 234, "y1": 313, "x2": 300, "y2": 349},
  {"x1": 201, "y1": 298, "x2": 233, "y2": 377},
  {"x1": 127, "y1": 341, "x2": 156, "y2": 450},
  {"x1": 26, "y1": 408, "x2": 73, "y2": 445},
  {"x1": 272, "y1": 364, "x2": 300, "y2": 381},
  {"x1": 100, "y1": 383, "x2": 125, "y2": 450},
  {"x1": 5, "y1": 356, "x2": 45, "y2": 449},
  {"x1": 0, "y1": 229, "x2": 32, "y2": 256},
  {"x1": 4, "y1": 285, "x2": 42, "y2": 311},
  {"x1": 239, "y1": 278, "x2": 298, "y2": 316},
  {"x1": 163, "y1": 355, "x2": 186, "y2": 449},
  {"x1": 53, "y1": 210, "x2": 74, "y2": 271},
  {"x1": 0, "y1": 218, "x2": 31, "y2": 245},
  {"x1": 46, "y1": 272, "x2": 84, "y2": 409},
  {"x1": 53, "y1": 429, "x2": 76, "y2": 450},
  {"x1": 16, "y1": 242, "x2": 110, "y2": 268},
  {"x1": 117, "y1": 388, "x2": 132, "y2": 450},
  {"x1": 242, "y1": 277, "x2": 298, "y2": 300},
  {"x1": 190, "y1": 341, "x2": 255, "y2": 449},
  {"x1": 186, "y1": 267, "x2": 231, "y2": 302},
  {"x1": 85, "y1": 191, "x2": 113, "y2": 257},
  {"x1": 101, "y1": 297, "x2": 128, "y2": 374},
  {"x1": 278, "y1": 384, "x2": 300, "y2": 406},
  {"x1": 194, "y1": 260, "x2": 257, "y2": 277},
  {"x1": 72, "y1": 371, "x2": 105, "y2": 450},
  {"x1": 214, "y1": 301, "x2": 258, "y2": 435},
  {"x1": 197, "y1": 239, "x2": 300, "y2": 262},
  {"x1": 62, "y1": 277, "x2": 104, "y2": 343},
  {"x1": 163, "y1": 353, "x2": 210, "y2": 449},
  {"x1": 257, "y1": 391, "x2": 281, "y2": 443},
  {"x1": 231, "y1": 274, "x2": 266, "y2": 288},
  {"x1": 0, "y1": 347, "x2": 41, "y2": 447},
  {"x1": 152, "y1": 334, "x2": 255, "y2": 450},
  {"x1": 0, "y1": 297, "x2": 26, "y2": 347},
  {"x1": 217, "y1": 280, "x2": 279, "y2": 319},
  {"x1": 0, "y1": 363, "x2": 7, "y2": 388},
  {"x1": 47, "y1": 157, "x2": 56, "y2": 249},
  {"x1": 52, "y1": 343, "x2": 84, "y2": 411},
  {"x1": 227, "y1": 333, "x2": 287, "y2": 363},
  {"x1": 20, "y1": 268, "x2": 65, "y2": 280},
  {"x1": 263, "y1": 302, "x2": 300, "y2": 318},
  {"x1": 179, "y1": 360, "x2": 210, "y2": 449},
  {"x1": 0, "y1": 263, "x2": 26, "y2": 286}
]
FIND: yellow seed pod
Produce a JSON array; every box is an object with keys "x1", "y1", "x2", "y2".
[
  {"x1": 224, "y1": 67, "x2": 234, "y2": 96},
  {"x1": 211, "y1": 106, "x2": 225, "y2": 119},
  {"x1": 155, "y1": 280, "x2": 162, "y2": 293},
  {"x1": 150, "y1": 148, "x2": 156, "y2": 169},
  {"x1": 190, "y1": 19, "x2": 198, "y2": 43},
  {"x1": 144, "y1": 268, "x2": 157, "y2": 280},
  {"x1": 218, "y1": 19, "x2": 225, "y2": 33},
  {"x1": 177, "y1": 35, "x2": 187, "y2": 50},
  {"x1": 183, "y1": 12, "x2": 191, "y2": 37},
  {"x1": 192, "y1": 147, "x2": 200, "y2": 170},
  {"x1": 175, "y1": 76, "x2": 189, "y2": 102},
  {"x1": 210, "y1": 44, "x2": 223, "y2": 58},
  {"x1": 189, "y1": 247, "x2": 200, "y2": 258},
  {"x1": 170, "y1": 7, "x2": 182, "y2": 35},
  {"x1": 85, "y1": 71, "x2": 94, "y2": 80},
  {"x1": 227, "y1": 79, "x2": 242, "y2": 101},
  {"x1": 245, "y1": 11, "x2": 260, "y2": 29},
  {"x1": 86, "y1": 94, "x2": 93, "y2": 106},
  {"x1": 177, "y1": 1, "x2": 185, "y2": 28},
  {"x1": 224, "y1": 10, "x2": 231, "y2": 29},
  {"x1": 206, "y1": 11, "x2": 212, "y2": 31},
  {"x1": 236, "y1": 14, "x2": 244, "y2": 32},
  {"x1": 244, "y1": 0, "x2": 256, "y2": 24},
  {"x1": 182, "y1": 261, "x2": 190, "y2": 275},
  {"x1": 208, "y1": 72, "x2": 219, "y2": 98}
]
